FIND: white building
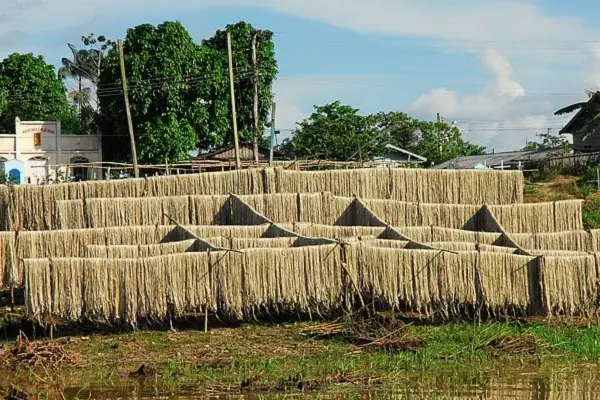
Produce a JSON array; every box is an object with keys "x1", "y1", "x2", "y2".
[{"x1": 0, "y1": 118, "x2": 102, "y2": 184}]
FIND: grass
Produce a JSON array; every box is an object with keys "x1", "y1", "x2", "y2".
[{"x1": 3, "y1": 320, "x2": 600, "y2": 397}]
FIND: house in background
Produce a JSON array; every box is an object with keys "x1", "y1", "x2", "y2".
[
  {"x1": 0, "y1": 118, "x2": 102, "y2": 184},
  {"x1": 192, "y1": 144, "x2": 288, "y2": 171},
  {"x1": 373, "y1": 144, "x2": 427, "y2": 167},
  {"x1": 558, "y1": 91, "x2": 600, "y2": 153},
  {"x1": 434, "y1": 148, "x2": 565, "y2": 170}
]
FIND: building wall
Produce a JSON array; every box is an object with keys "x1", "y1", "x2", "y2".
[
  {"x1": 573, "y1": 127, "x2": 600, "y2": 152},
  {"x1": 0, "y1": 119, "x2": 103, "y2": 184}
]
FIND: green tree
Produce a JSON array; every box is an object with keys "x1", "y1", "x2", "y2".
[
  {"x1": 412, "y1": 120, "x2": 486, "y2": 165},
  {"x1": 0, "y1": 53, "x2": 71, "y2": 132},
  {"x1": 374, "y1": 111, "x2": 485, "y2": 165},
  {"x1": 202, "y1": 22, "x2": 277, "y2": 160},
  {"x1": 522, "y1": 130, "x2": 570, "y2": 154},
  {"x1": 291, "y1": 102, "x2": 387, "y2": 161},
  {"x1": 98, "y1": 21, "x2": 206, "y2": 163}
]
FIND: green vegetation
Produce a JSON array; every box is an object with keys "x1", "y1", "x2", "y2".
[
  {"x1": 0, "y1": 53, "x2": 73, "y2": 132},
  {"x1": 286, "y1": 102, "x2": 485, "y2": 164},
  {"x1": 3, "y1": 321, "x2": 600, "y2": 396}
]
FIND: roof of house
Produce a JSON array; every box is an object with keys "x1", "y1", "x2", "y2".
[
  {"x1": 560, "y1": 91, "x2": 600, "y2": 135},
  {"x1": 433, "y1": 148, "x2": 565, "y2": 169},
  {"x1": 194, "y1": 144, "x2": 286, "y2": 161},
  {"x1": 384, "y1": 144, "x2": 427, "y2": 162}
]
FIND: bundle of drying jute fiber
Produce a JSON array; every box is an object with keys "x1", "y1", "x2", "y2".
[
  {"x1": 359, "y1": 198, "x2": 420, "y2": 227},
  {"x1": 347, "y1": 244, "x2": 478, "y2": 316},
  {"x1": 146, "y1": 169, "x2": 269, "y2": 196},
  {"x1": 540, "y1": 255, "x2": 597, "y2": 316},
  {"x1": 275, "y1": 168, "x2": 391, "y2": 199},
  {"x1": 360, "y1": 239, "x2": 410, "y2": 249},
  {"x1": 389, "y1": 169, "x2": 524, "y2": 204},
  {"x1": 512, "y1": 231, "x2": 594, "y2": 252},
  {"x1": 420, "y1": 203, "x2": 481, "y2": 230},
  {"x1": 210, "y1": 250, "x2": 246, "y2": 318},
  {"x1": 0, "y1": 185, "x2": 9, "y2": 231},
  {"x1": 85, "y1": 239, "x2": 203, "y2": 258},
  {"x1": 188, "y1": 195, "x2": 231, "y2": 225},
  {"x1": 397, "y1": 226, "x2": 504, "y2": 246},
  {"x1": 185, "y1": 224, "x2": 276, "y2": 239},
  {"x1": 529, "y1": 249, "x2": 590, "y2": 257},
  {"x1": 54, "y1": 199, "x2": 86, "y2": 229},
  {"x1": 240, "y1": 193, "x2": 299, "y2": 224},
  {"x1": 8, "y1": 178, "x2": 147, "y2": 231},
  {"x1": 13, "y1": 229, "x2": 106, "y2": 285},
  {"x1": 488, "y1": 200, "x2": 583, "y2": 233},
  {"x1": 199, "y1": 237, "x2": 232, "y2": 249},
  {"x1": 229, "y1": 195, "x2": 272, "y2": 225},
  {"x1": 50, "y1": 258, "x2": 85, "y2": 321},
  {"x1": 85, "y1": 197, "x2": 192, "y2": 228},
  {"x1": 229, "y1": 237, "x2": 297, "y2": 250},
  {"x1": 299, "y1": 193, "x2": 354, "y2": 225},
  {"x1": 477, "y1": 244, "x2": 517, "y2": 254},
  {"x1": 353, "y1": 198, "x2": 390, "y2": 227},
  {"x1": 23, "y1": 258, "x2": 52, "y2": 322},
  {"x1": 0, "y1": 232, "x2": 14, "y2": 285},
  {"x1": 279, "y1": 223, "x2": 386, "y2": 239},
  {"x1": 242, "y1": 245, "x2": 343, "y2": 316},
  {"x1": 477, "y1": 252, "x2": 540, "y2": 314}
]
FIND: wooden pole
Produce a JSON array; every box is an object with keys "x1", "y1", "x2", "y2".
[
  {"x1": 118, "y1": 39, "x2": 140, "y2": 178},
  {"x1": 269, "y1": 102, "x2": 276, "y2": 165},
  {"x1": 227, "y1": 32, "x2": 242, "y2": 170},
  {"x1": 252, "y1": 33, "x2": 260, "y2": 163}
]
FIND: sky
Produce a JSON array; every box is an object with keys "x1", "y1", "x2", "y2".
[{"x1": 1, "y1": 0, "x2": 600, "y2": 152}]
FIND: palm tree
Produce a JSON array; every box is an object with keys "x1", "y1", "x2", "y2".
[{"x1": 58, "y1": 43, "x2": 102, "y2": 112}]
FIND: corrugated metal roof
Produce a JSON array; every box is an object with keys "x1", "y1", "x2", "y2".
[{"x1": 434, "y1": 149, "x2": 565, "y2": 169}]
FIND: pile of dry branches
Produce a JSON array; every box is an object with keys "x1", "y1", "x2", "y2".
[{"x1": 0, "y1": 332, "x2": 85, "y2": 370}]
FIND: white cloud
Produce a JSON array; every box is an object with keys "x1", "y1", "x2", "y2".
[{"x1": 408, "y1": 48, "x2": 580, "y2": 152}]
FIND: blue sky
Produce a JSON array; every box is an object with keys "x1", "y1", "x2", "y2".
[{"x1": 1, "y1": 0, "x2": 600, "y2": 151}]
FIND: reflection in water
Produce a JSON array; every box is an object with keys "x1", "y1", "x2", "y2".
[{"x1": 5, "y1": 364, "x2": 600, "y2": 399}]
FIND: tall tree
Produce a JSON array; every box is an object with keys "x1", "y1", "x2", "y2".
[
  {"x1": 202, "y1": 22, "x2": 278, "y2": 157},
  {"x1": 58, "y1": 34, "x2": 113, "y2": 111},
  {"x1": 98, "y1": 21, "x2": 205, "y2": 163},
  {"x1": 0, "y1": 53, "x2": 71, "y2": 132},
  {"x1": 291, "y1": 101, "x2": 387, "y2": 161}
]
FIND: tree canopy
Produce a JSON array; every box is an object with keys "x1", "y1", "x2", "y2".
[
  {"x1": 96, "y1": 20, "x2": 277, "y2": 164},
  {"x1": 0, "y1": 53, "x2": 71, "y2": 132},
  {"x1": 288, "y1": 102, "x2": 485, "y2": 165},
  {"x1": 202, "y1": 22, "x2": 277, "y2": 158},
  {"x1": 98, "y1": 21, "x2": 207, "y2": 163}
]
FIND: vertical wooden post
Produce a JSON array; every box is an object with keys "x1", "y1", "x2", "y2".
[
  {"x1": 118, "y1": 39, "x2": 140, "y2": 178},
  {"x1": 269, "y1": 102, "x2": 276, "y2": 165},
  {"x1": 227, "y1": 32, "x2": 241, "y2": 170},
  {"x1": 252, "y1": 33, "x2": 260, "y2": 163}
]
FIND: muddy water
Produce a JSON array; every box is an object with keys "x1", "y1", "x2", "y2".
[{"x1": 5, "y1": 364, "x2": 600, "y2": 399}]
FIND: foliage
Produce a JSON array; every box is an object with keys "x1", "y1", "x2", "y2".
[
  {"x1": 583, "y1": 196, "x2": 600, "y2": 229},
  {"x1": 98, "y1": 21, "x2": 204, "y2": 163},
  {"x1": 289, "y1": 106, "x2": 484, "y2": 164},
  {"x1": 201, "y1": 22, "x2": 277, "y2": 151},
  {"x1": 59, "y1": 34, "x2": 113, "y2": 109},
  {"x1": 0, "y1": 53, "x2": 70, "y2": 132},
  {"x1": 522, "y1": 131, "x2": 571, "y2": 153},
  {"x1": 291, "y1": 102, "x2": 387, "y2": 161}
]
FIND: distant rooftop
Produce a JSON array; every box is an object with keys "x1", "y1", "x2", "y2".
[{"x1": 434, "y1": 148, "x2": 566, "y2": 169}]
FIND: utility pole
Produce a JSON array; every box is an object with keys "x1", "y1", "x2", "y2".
[
  {"x1": 252, "y1": 33, "x2": 260, "y2": 163},
  {"x1": 227, "y1": 32, "x2": 241, "y2": 169},
  {"x1": 118, "y1": 39, "x2": 139, "y2": 178},
  {"x1": 269, "y1": 101, "x2": 276, "y2": 165}
]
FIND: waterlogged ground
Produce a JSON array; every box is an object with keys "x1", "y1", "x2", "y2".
[{"x1": 3, "y1": 321, "x2": 600, "y2": 399}]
